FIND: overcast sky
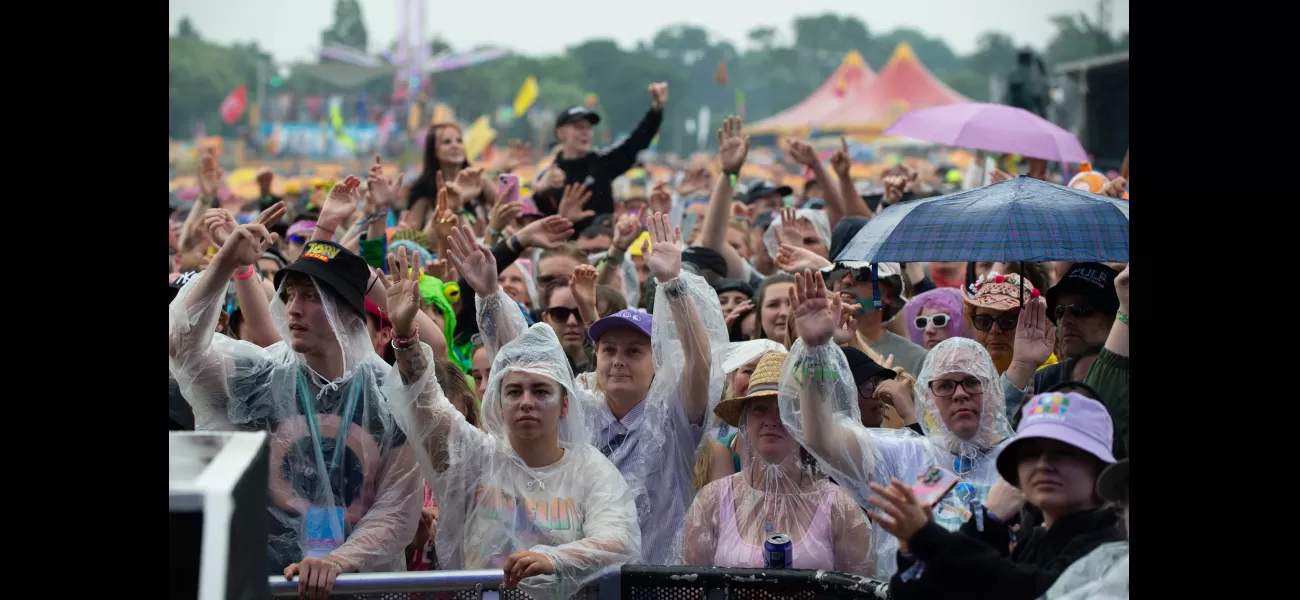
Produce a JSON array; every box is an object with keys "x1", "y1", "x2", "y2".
[{"x1": 169, "y1": 0, "x2": 1128, "y2": 64}]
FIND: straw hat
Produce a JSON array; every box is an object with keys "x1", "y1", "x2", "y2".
[
  {"x1": 964, "y1": 271, "x2": 1038, "y2": 312},
  {"x1": 713, "y1": 352, "x2": 787, "y2": 427}
]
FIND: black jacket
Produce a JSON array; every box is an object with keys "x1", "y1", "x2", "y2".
[
  {"x1": 533, "y1": 107, "x2": 664, "y2": 234},
  {"x1": 890, "y1": 507, "x2": 1123, "y2": 600}
]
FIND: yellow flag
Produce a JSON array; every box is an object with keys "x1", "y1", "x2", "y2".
[
  {"x1": 512, "y1": 76, "x2": 540, "y2": 117},
  {"x1": 408, "y1": 104, "x2": 422, "y2": 133},
  {"x1": 329, "y1": 102, "x2": 356, "y2": 150},
  {"x1": 463, "y1": 115, "x2": 496, "y2": 162},
  {"x1": 431, "y1": 102, "x2": 455, "y2": 125}
]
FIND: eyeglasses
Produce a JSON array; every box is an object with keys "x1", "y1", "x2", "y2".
[
  {"x1": 927, "y1": 377, "x2": 984, "y2": 397},
  {"x1": 914, "y1": 313, "x2": 950, "y2": 329},
  {"x1": 1054, "y1": 302, "x2": 1097, "y2": 321},
  {"x1": 970, "y1": 313, "x2": 1018, "y2": 332},
  {"x1": 544, "y1": 306, "x2": 584, "y2": 324},
  {"x1": 858, "y1": 376, "x2": 889, "y2": 400}
]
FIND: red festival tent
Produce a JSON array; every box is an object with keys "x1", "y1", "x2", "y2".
[
  {"x1": 821, "y1": 42, "x2": 970, "y2": 135},
  {"x1": 747, "y1": 51, "x2": 875, "y2": 135}
]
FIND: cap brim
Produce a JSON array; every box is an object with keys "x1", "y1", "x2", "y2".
[
  {"x1": 1096, "y1": 459, "x2": 1129, "y2": 503},
  {"x1": 587, "y1": 314, "x2": 650, "y2": 343},
  {"x1": 558, "y1": 113, "x2": 601, "y2": 128},
  {"x1": 276, "y1": 260, "x2": 366, "y2": 318},
  {"x1": 995, "y1": 425, "x2": 1117, "y2": 487}
]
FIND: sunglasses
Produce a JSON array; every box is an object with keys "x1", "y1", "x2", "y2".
[
  {"x1": 914, "y1": 313, "x2": 950, "y2": 329},
  {"x1": 927, "y1": 377, "x2": 984, "y2": 397},
  {"x1": 288, "y1": 235, "x2": 308, "y2": 246},
  {"x1": 1054, "y1": 302, "x2": 1097, "y2": 321},
  {"x1": 544, "y1": 306, "x2": 584, "y2": 324},
  {"x1": 857, "y1": 376, "x2": 890, "y2": 400},
  {"x1": 970, "y1": 313, "x2": 1018, "y2": 332}
]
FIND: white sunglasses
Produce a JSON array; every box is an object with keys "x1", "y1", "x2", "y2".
[{"x1": 914, "y1": 313, "x2": 951, "y2": 329}]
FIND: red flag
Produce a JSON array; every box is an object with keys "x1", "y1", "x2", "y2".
[
  {"x1": 220, "y1": 84, "x2": 248, "y2": 125},
  {"x1": 714, "y1": 60, "x2": 729, "y2": 86}
]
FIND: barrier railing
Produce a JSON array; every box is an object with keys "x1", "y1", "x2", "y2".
[{"x1": 268, "y1": 566, "x2": 889, "y2": 598}]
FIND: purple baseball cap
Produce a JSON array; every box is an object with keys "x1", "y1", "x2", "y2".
[
  {"x1": 995, "y1": 392, "x2": 1116, "y2": 487},
  {"x1": 587, "y1": 309, "x2": 653, "y2": 343}
]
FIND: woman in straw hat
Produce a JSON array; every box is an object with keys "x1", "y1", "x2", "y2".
[
  {"x1": 963, "y1": 271, "x2": 1055, "y2": 376},
  {"x1": 682, "y1": 351, "x2": 874, "y2": 573}
]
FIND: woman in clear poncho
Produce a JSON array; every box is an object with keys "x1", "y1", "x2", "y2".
[
  {"x1": 683, "y1": 351, "x2": 874, "y2": 573},
  {"x1": 383, "y1": 252, "x2": 640, "y2": 598},
  {"x1": 168, "y1": 209, "x2": 422, "y2": 590},
  {"x1": 777, "y1": 269, "x2": 1014, "y2": 577},
  {"x1": 460, "y1": 212, "x2": 730, "y2": 566}
]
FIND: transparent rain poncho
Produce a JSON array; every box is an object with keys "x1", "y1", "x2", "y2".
[
  {"x1": 478, "y1": 270, "x2": 729, "y2": 566},
  {"x1": 384, "y1": 318, "x2": 640, "y2": 599},
  {"x1": 778, "y1": 337, "x2": 1013, "y2": 578},
  {"x1": 168, "y1": 272, "x2": 422, "y2": 574},
  {"x1": 1039, "y1": 540, "x2": 1129, "y2": 600},
  {"x1": 682, "y1": 391, "x2": 875, "y2": 572}
]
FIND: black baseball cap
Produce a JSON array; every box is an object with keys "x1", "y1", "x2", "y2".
[
  {"x1": 712, "y1": 278, "x2": 754, "y2": 298},
  {"x1": 681, "y1": 247, "x2": 728, "y2": 278},
  {"x1": 1046, "y1": 262, "x2": 1121, "y2": 324},
  {"x1": 743, "y1": 180, "x2": 793, "y2": 205},
  {"x1": 841, "y1": 347, "x2": 897, "y2": 388},
  {"x1": 555, "y1": 106, "x2": 601, "y2": 128},
  {"x1": 274, "y1": 240, "x2": 370, "y2": 317},
  {"x1": 169, "y1": 271, "x2": 202, "y2": 304}
]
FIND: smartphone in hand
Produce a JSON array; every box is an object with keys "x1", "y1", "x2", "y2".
[
  {"x1": 497, "y1": 174, "x2": 520, "y2": 204},
  {"x1": 912, "y1": 466, "x2": 960, "y2": 507}
]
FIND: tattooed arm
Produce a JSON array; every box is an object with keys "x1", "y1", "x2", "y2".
[{"x1": 394, "y1": 341, "x2": 430, "y2": 386}]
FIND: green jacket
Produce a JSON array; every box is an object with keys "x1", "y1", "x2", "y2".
[{"x1": 1084, "y1": 348, "x2": 1129, "y2": 460}]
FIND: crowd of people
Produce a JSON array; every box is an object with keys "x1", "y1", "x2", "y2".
[{"x1": 169, "y1": 80, "x2": 1130, "y2": 600}]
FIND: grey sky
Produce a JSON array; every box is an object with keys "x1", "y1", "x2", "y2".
[{"x1": 169, "y1": 0, "x2": 1128, "y2": 64}]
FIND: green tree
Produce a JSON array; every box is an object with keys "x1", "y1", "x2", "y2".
[
  {"x1": 964, "y1": 32, "x2": 1019, "y2": 79},
  {"x1": 1043, "y1": 13, "x2": 1117, "y2": 67},
  {"x1": 320, "y1": 0, "x2": 368, "y2": 53},
  {"x1": 176, "y1": 17, "x2": 201, "y2": 39}
]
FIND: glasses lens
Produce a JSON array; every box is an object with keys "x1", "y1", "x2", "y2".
[
  {"x1": 961, "y1": 378, "x2": 984, "y2": 394},
  {"x1": 931, "y1": 314, "x2": 949, "y2": 327},
  {"x1": 998, "y1": 316, "x2": 1019, "y2": 330},
  {"x1": 288, "y1": 235, "x2": 306, "y2": 245},
  {"x1": 929, "y1": 379, "x2": 956, "y2": 396},
  {"x1": 1071, "y1": 303, "x2": 1097, "y2": 317},
  {"x1": 914, "y1": 317, "x2": 929, "y2": 329},
  {"x1": 971, "y1": 315, "x2": 992, "y2": 331},
  {"x1": 548, "y1": 307, "x2": 582, "y2": 324}
]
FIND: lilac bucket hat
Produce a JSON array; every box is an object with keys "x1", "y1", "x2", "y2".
[
  {"x1": 995, "y1": 392, "x2": 1116, "y2": 486},
  {"x1": 587, "y1": 309, "x2": 653, "y2": 342}
]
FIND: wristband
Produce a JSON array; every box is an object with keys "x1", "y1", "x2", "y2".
[
  {"x1": 1116, "y1": 311, "x2": 1129, "y2": 325},
  {"x1": 392, "y1": 323, "x2": 420, "y2": 349},
  {"x1": 366, "y1": 272, "x2": 380, "y2": 295},
  {"x1": 233, "y1": 266, "x2": 256, "y2": 280},
  {"x1": 506, "y1": 235, "x2": 522, "y2": 253},
  {"x1": 487, "y1": 225, "x2": 502, "y2": 237}
]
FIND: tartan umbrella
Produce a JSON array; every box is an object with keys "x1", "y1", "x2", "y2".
[{"x1": 835, "y1": 176, "x2": 1129, "y2": 264}]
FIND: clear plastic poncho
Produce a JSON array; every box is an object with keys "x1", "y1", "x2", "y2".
[
  {"x1": 682, "y1": 395, "x2": 875, "y2": 573},
  {"x1": 762, "y1": 208, "x2": 833, "y2": 259},
  {"x1": 384, "y1": 312, "x2": 641, "y2": 599},
  {"x1": 480, "y1": 270, "x2": 729, "y2": 566},
  {"x1": 777, "y1": 337, "x2": 1013, "y2": 578},
  {"x1": 1039, "y1": 540, "x2": 1129, "y2": 600},
  {"x1": 168, "y1": 272, "x2": 422, "y2": 574}
]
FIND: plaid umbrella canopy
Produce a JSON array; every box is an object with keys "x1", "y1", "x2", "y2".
[{"x1": 836, "y1": 176, "x2": 1129, "y2": 263}]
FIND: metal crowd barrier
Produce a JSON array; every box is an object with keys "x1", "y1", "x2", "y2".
[{"x1": 269, "y1": 566, "x2": 889, "y2": 599}]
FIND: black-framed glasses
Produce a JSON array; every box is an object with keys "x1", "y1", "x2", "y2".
[
  {"x1": 858, "y1": 376, "x2": 889, "y2": 400},
  {"x1": 544, "y1": 306, "x2": 584, "y2": 324},
  {"x1": 928, "y1": 377, "x2": 984, "y2": 397},
  {"x1": 914, "y1": 313, "x2": 950, "y2": 329},
  {"x1": 970, "y1": 313, "x2": 1018, "y2": 332},
  {"x1": 1054, "y1": 302, "x2": 1098, "y2": 321}
]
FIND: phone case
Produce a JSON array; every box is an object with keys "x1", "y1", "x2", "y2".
[
  {"x1": 912, "y1": 466, "x2": 960, "y2": 507},
  {"x1": 497, "y1": 175, "x2": 520, "y2": 204}
]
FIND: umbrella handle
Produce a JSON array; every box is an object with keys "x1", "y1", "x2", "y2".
[{"x1": 871, "y1": 264, "x2": 882, "y2": 310}]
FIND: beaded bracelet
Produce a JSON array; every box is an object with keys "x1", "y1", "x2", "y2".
[{"x1": 391, "y1": 323, "x2": 420, "y2": 349}]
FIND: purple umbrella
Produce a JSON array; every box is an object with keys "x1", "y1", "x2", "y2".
[{"x1": 883, "y1": 103, "x2": 1088, "y2": 164}]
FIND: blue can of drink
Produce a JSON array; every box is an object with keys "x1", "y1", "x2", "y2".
[{"x1": 764, "y1": 533, "x2": 792, "y2": 569}]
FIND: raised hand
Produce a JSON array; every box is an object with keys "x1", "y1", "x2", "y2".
[
  {"x1": 1012, "y1": 297, "x2": 1057, "y2": 369},
  {"x1": 539, "y1": 152, "x2": 567, "y2": 194},
  {"x1": 790, "y1": 269, "x2": 839, "y2": 346},
  {"x1": 643, "y1": 211, "x2": 682, "y2": 282},
  {"x1": 216, "y1": 202, "x2": 286, "y2": 267},
  {"x1": 777, "y1": 206, "x2": 803, "y2": 247},
  {"x1": 571, "y1": 264, "x2": 598, "y2": 312},
  {"x1": 650, "y1": 180, "x2": 672, "y2": 211},
  {"x1": 724, "y1": 299, "x2": 755, "y2": 328},
  {"x1": 320, "y1": 175, "x2": 363, "y2": 229},
  {"x1": 487, "y1": 198, "x2": 522, "y2": 233},
  {"x1": 648, "y1": 82, "x2": 669, "y2": 110},
  {"x1": 1115, "y1": 264, "x2": 1129, "y2": 312},
  {"x1": 429, "y1": 187, "x2": 460, "y2": 243},
  {"x1": 557, "y1": 182, "x2": 595, "y2": 223},
  {"x1": 829, "y1": 136, "x2": 851, "y2": 178},
  {"x1": 197, "y1": 147, "x2": 224, "y2": 200},
  {"x1": 775, "y1": 242, "x2": 831, "y2": 274},
  {"x1": 717, "y1": 116, "x2": 750, "y2": 174},
  {"x1": 384, "y1": 246, "x2": 423, "y2": 337},
  {"x1": 424, "y1": 258, "x2": 451, "y2": 283},
  {"x1": 446, "y1": 224, "x2": 499, "y2": 296},
  {"x1": 833, "y1": 299, "x2": 861, "y2": 345},
  {"x1": 611, "y1": 212, "x2": 642, "y2": 253},
  {"x1": 204, "y1": 207, "x2": 237, "y2": 248},
  {"x1": 504, "y1": 140, "x2": 533, "y2": 171},
  {"x1": 448, "y1": 166, "x2": 485, "y2": 202},
  {"x1": 785, "y1": 138, "x2": 820, "y2": 167},
  {"x1": 515, "y1": 215, "x2": 575, "y2": 250},
  {"x1": 366, "y1": 155, "x2": 404, "y2": 211}
]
